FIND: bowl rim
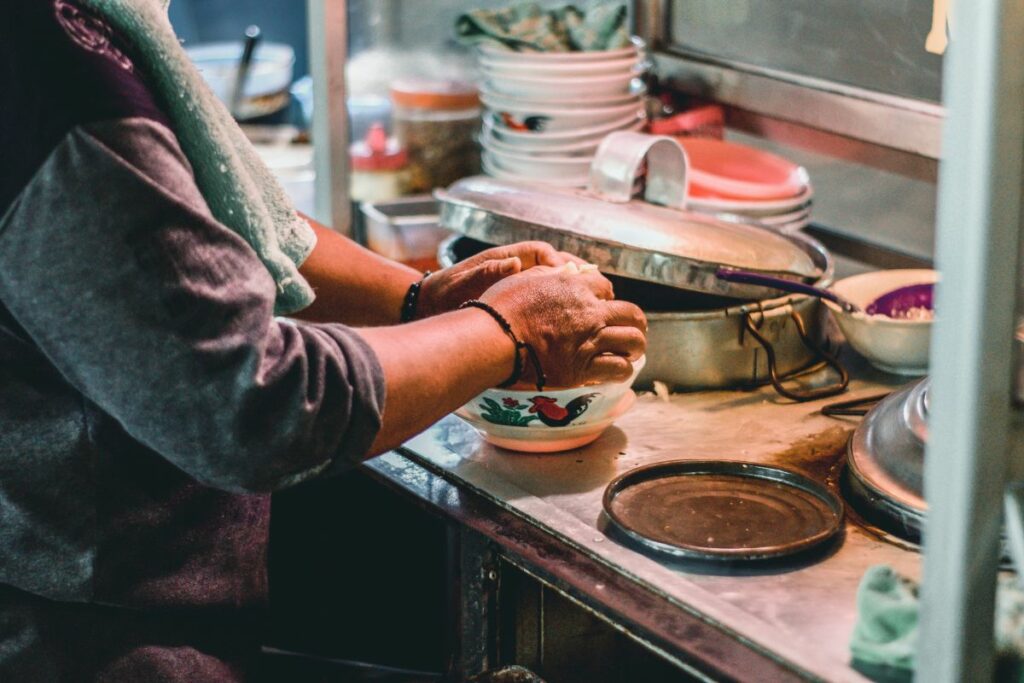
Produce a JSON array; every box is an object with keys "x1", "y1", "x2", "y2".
[
  {"x1": 480, "y1": 56, "x2": 641, "y2": 74},
  {"x1": 479, "y1": 356, "x2": 647, "y2": 395},
  {"x1": 486, "y1": 101, "x2": 645, "y2": 120},
  {"x1": 480, "y1": 86, "x2": 645, "y2": 109},
  {"x1": 487, "y1": 112, "x2": 645, "y2": 142},
  {"x1": 484, "y1": 71, "x2": 638, "y2": 86},
  {"x1": 482, "y1": 143, "x2": 596, "y2": 166},
  {"x1": 481, "y1": 128, "x2": 602, "y2": 155},
  {"x1": 826, "y1": 268, "x2": 938, "y2": 326},
  {"x1": 477, "y1": 43, "x2": 639, "y2": 62}
]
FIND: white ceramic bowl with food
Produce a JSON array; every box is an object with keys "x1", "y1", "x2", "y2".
[
  {"x1": 486, "y1": 101, "x2": 645, "y2": 134},
  {"x1": 477, "y1": 43, "x2": 639, "y2": 64},
  {"x1": 483, "y1": 72, "x2": 638, "y2": 99},
  {"x1": 482, "y1": 147, "x2": 593, "y2": 180},
  {"x1": 457, "y1": 357, "x2": 645, "y2": 453},
  {"x1": 825, "y1": 269, "x2": 938, "y2": 376},
  {"x1": 480, "y1": 55, "x2": 640, "y2": 79},
  {"x1": 487, "y1": 114, "x2": 645, "y2": 149}
]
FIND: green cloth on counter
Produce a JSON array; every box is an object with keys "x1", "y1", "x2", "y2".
[
  {"x1": 851, "y1": 564, "x2": 1024, "y2": 682},
  {"x1": 455, "y1": 2, "x2": 631, "y2": 52},
  {"x1": 78, "y1": 0, "x2": 316, "y2": 315},
  {"x1": 850, "y1": 565, "x2": 918, "y2": 681}
]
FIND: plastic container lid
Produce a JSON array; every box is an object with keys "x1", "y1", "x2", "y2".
[
  {"x1": 350, "y1": 123, "x2": 408, "y2": 172},
  {"x1": 390, "y1": 79, "x2": 480, "y2": 111},
  {"x1": 679, "y1": 137, "x2": 808, "y2": 201}
]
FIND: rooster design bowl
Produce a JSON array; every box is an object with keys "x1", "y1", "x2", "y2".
[{"x1": 456, "y1": 357, "x2": 644, "y2": 453}]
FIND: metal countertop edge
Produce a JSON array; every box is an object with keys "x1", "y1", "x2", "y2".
[{"x1": 361, "y1": 449, "x2": 824, "y2": 683}]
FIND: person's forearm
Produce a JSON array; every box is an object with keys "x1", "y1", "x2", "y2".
[
  {"x1": 295, "y1": 215, "x2": 421, "y2": 326},
  {"x1": 356, "y1": 308, "x2": 515, "y2": 455}
]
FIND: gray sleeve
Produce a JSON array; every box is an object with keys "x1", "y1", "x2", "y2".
[{"x1": 0, "y1": 118, "x2": 385, "y2": 493}]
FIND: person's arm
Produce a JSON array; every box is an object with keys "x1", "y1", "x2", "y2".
[
  {"x1": 359, "y1": 266, "x2": 647, "y2": 455},
  {"x1": 294, "y1": 214, "x2": 583, "y2": 326},
  {"x1": 295, "y1": 217, "x2": 421, "y2": 326},
  {"x1": 0, "y1": 119, "x2": 644, "y2": 492}
]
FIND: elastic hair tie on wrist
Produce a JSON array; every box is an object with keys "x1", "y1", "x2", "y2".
[{"x1": 459, "y1": 299, "x2": 546, "y2": 391}]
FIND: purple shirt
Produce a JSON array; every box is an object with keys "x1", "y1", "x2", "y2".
[{"x1": 0, "y1": 1, "x2": 386, "y2": 678}]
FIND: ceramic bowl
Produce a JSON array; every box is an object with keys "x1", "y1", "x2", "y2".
[
  {"x1": 486, "y1": 114, "x2": 645, "y2": 150},
  {"x1": 476, "y1": 43, "x2": 639, "y2": 64},
  {"x1": 486, "y1": 101, "x2": 645, "y2": 134},
  {"x1": 481, "y1": 88, "x2": 644, "y2": 110},
  {"x1": 480, "y1": 55, "x2": 641, "y2": 79},
  {"x1": 481, "y1": 126, "x2": 603, "y2": 157},
  {"x1": 481, "y1": 154, "x2": 589, "y2": 187},
  {"x1": 457, "y1": 357, "x2": 645, "y2": 453},
  {"x1": 482, "y1": 148, "x2": 593, "y2": 180},
  {"x1": 483, "y1": 72, "x2": 638, "y2": 99},
  {"x1": 825, "y1": 269, "x2": 938, "y2": 376},
  {"x1": 186, "y1": 41, "x2": 294, "y2": 119}
]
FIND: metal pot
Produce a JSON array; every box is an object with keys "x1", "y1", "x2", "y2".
[{"x1": 440, "y1": 234, "x2": 841, "y2": 397}]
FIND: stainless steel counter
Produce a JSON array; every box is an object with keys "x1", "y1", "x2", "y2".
[{"x1": 365, "y1": 360, "x2": 920, "y2": 682}]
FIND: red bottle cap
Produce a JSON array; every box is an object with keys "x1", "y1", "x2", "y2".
[{"x1": 350, "y1": 123, "x2": 408, "y2": 172}]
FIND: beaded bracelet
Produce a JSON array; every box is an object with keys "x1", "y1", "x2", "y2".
[
  {"x1": 399, "y1": 271, "x2": 432, "y2": 323},
  {"x1": 459, "y1": 300, "x2": 546, "y2": 391}
]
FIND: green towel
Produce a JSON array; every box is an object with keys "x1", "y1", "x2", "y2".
[
  {"x1": 455, "y1": 2, "x2": 631, "y2": 53},
  {"x1": 850, "y1": 565, "x2": 918, "y2": 681},
  {"x1": 851, "y1": 564, "x2": 1024, "y2": 682},
  {"x1": 80, "y1": 0, "x2": 316, "y2": 315}
]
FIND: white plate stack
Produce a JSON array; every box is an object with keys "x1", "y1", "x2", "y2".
[
  {"x1": 475, "y1": 42, "x2": 648, "y2": 187},
  {"x1": 687, "y1": 188, "x2": 814, "y2": 234}
]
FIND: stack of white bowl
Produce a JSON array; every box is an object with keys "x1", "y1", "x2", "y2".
[
  {"x1": 475, "y1": 43, "x2": 647, "y2": 187},
  {"x1": 687, "y1": 187, "x2": 814, "y2": 234}
]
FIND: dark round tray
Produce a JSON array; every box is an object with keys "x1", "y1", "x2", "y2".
[{"x1": 602, "y1": 460, "x2": 844, "y2": 561}]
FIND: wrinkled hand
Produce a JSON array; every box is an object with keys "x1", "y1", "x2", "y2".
[
  {"x1": 480, "y1": 267, "x2": 647, "y2": 387},
  {"x1": 416, "y1": 241, "x2": 581, "y2": 319}
]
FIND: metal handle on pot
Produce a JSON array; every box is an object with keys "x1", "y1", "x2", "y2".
[
  {"x1": 588, "y1": 132, "x2": 688, "y2": 209},
  {"x1": 744, "y1": 311, "x2": 849, "y2": 402}
]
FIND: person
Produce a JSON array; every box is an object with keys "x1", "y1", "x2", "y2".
[{"x1": 0, "y1": 1, "x2": 647, "y2": 680}]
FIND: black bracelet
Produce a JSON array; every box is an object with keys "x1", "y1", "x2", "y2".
[
  {"x1": 459, "y1": 300, "x2": 546, "y2": 391},
  {"x1": 400, "y1": 271, "x2": 432, "y2": 323}
]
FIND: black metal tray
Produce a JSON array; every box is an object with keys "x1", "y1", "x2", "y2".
[{"x1": 602, "y1": 460, "x2": 844, "y2": 561}]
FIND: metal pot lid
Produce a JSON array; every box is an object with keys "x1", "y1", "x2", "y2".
[
  {"x1": 843, "y1": 379, "x2": 929, "y2": 543},
  {"x1": 603, "y1": 460, "x2": 843, "y2": 561},
  {"x1": 435, "y1": 133, "x2": 823, "y2": 300}
]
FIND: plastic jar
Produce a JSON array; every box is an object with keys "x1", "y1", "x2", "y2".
[
  {"x1": 390, "y1": 79, "x2": 481, "y2": 192},
  {"x1": 349, "y1": 123, "x2": 409, "y2": 203}
]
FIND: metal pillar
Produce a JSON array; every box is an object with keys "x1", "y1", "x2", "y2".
[
  {"x1": 918, "y1": 0, "x2": 1024, "y2": 678},
  {"x1": 307, "y1": 0, "x2": 351, "y2": 234}
]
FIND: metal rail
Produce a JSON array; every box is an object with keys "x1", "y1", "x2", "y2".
[
  {"x1": 918, "y1": 0, "x2": 1024, "y2": 678},
  {"x1": 307, "y1": 0, "x2": 351, "y2": 234}
]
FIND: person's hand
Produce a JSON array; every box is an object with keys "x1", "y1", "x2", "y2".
[
  {"x1": 416, "y1": 241, "x2": 581, "y2": 319},
  {"x1": 479, "y1": 266, "x2": 647, "y2": 387}
]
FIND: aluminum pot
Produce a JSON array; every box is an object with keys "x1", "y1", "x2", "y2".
[{"x1": 439, "y1": 234, "x2": 841, "y2": 397}]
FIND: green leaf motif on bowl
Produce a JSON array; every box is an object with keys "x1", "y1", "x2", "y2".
[{"x1": 479, "y1": 397, "x2": 539, "y2": 427}]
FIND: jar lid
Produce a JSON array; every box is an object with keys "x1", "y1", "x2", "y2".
[
  {"x1": 391, "y1": 79, "x2": 480, "y2": 111},
  {"x1": 350, "y1": 123, "x2": 408, "y2": 172}
]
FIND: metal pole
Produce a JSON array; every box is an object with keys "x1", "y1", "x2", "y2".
[
  {"x1": 308, "y1": 0, "x2": 351, "y2": 234},
  {"x1": 631, "y1": 0, "x2": 667, "y2": 51},
  {"x1": 917, "y1": 0, "x2": 1024, "y2": 678}
]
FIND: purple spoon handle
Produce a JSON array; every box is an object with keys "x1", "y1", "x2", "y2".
[{"x1": 715, "y1": 268, "x2": 859, "y2": 313}]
